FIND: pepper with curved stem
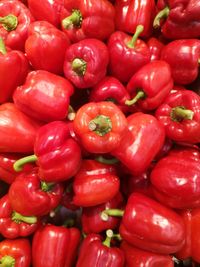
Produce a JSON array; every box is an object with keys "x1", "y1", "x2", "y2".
[{"x1": 0, "y1": 14, "x2": 18, "y2": 31}]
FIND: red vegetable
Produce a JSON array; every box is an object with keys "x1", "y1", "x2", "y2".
[{"x1": 147, "y1": 37, "x2": 164, "y2": 61}]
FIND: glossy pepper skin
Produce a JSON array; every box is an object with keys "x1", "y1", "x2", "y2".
[
  {"x1": 0, "y1": 194, "x2": 40, "y2": 239},
  {"x1": 121, "y1": 241, "x2": 174, "y2": 267},
  {"x1": 150, "y1": 148, "x2": 200, "y2": 209},
  {"x1": 0, "y1": 38, "x2": 29, "y2": 104},
  {"x1": 115, "y1": 0, "x2": 156, "y2": 38},
  {"x1": 119, "y1": 193, "x2": 185, "y2": 254},
  {"x1": 13, "y1": 70, "x2": 74, "y2": 122},
  {"x1": 112, "y1": 112, "x2": 165, "y2": 176},
  {"x1": 0, "y1": 238, "x2": 31, "y2": 267},
  {"x1": 73, "y1": 101, "x2": 127, "y2": 154},
  {"x1": 76, "y1": 233, "x2": 125, "y2": 267},
  {"x1": 0, "y1": 103, "x2": 41, "y2": 153},
  {"x1": 155, "y1": 90, "x2": 200, "y2": 144},
  {"x1": 63, "y1": 38, "x2": 109, "y2": 89},
  {"x1": 32, "y1": 224, "x2": 80, "y2": 267},
  {"x1": 107, "y1": 26, "x2": 151, "y2": 84},
  {"x1": 154, "y1": 0, "x2": 200, "y2": 39},
  {"x1": 147, "y1": 37, "x2": 164, "y2": 61},
  {"x1": 61, "y1": 0, "x2": 115, "y2": 42},
  {"x1": 0, "y1": 0, "x2": 34, "y2": 51},
  {"x1": 8, "y1": 168, "x2": 64, "y2": 216},
  {"x1": 28, "y1": 0, "x2": 65, "y2": 28},
  {"x1": 25, "y1": 21, "x2": 70, "y2": 75},
  {"x1": 161, "y1": 39, "x2": 200, "y2": 85},
  {"x1": 73, "y1": 160, "x2": 120, "y2": 207},
  {"x1": 126, "y1": 60, "x2": 173, "y2": 111}
]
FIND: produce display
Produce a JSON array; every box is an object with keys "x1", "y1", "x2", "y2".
[{"x1": 0, "y1": 0, "x2": 200, "y2": 266}]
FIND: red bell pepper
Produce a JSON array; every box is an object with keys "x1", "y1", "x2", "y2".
[
  {"x1": 147, "y1": 37, "x2": 164, "y2": 61},
  {"x1": 25, "y1": 21, "x2": 70, "y2": 75},
  {"x1": 61, "y1": 0, "x2": 115, "y2": 42},
  {"x1": 107, "y1": 25, "x2": 151, "y2": 84},
  {"x1": 32, "y1": 224, "x2": 80, "y2": 267},
  {"x1": 61, "y1": 182, "x2": 79, "y2": 211},
  {"x1": 150, "y1": 148, "x2": 200, "y2": 209},
  {"x1": 13, "y1": 121, "x2": 82, "y2": 182},
  {"x1": 82, "y1": 192, "x2": 124, "y2": 234},
  {"x1": 155, "y1": 89, "x2": 200, "y2": 144},
  {"x1": 8, "y1": 168, "x2": 64, "y2": 216},
  {"x1": 125, "y1": 60, "x2": 173, "y2": 111},
  {"x1": 161, "y1": 39, "x2": 200, "y2": 85},
  {"x1": 111, "y1": 112, "x2": 165, "y2": 176},
  {"x1": 73, "y1": 101, "x2": 127, "y2": 154},
  {"x1": 121, "y1": 241, "x2": 174, "y2": 267},
  {"x1": 0, "y1": 238, "x2": 31, "y2": 267},
  {"x1": 102, "y1": 193, "x2": 185, "y2": 254},
  {"x1": 154, "y1": 0, "x2": 200, "y2": 39},
  {"x1": 13, "y1": 70, "x2": 74, "y2": 122},
  {"x1": 115, "y1": 0, "x2": 156, "y2": 37},
  {"x1": 28, "y1": 0, "x2": 65, "y2": 27},
  {"x1": 63, "y1": 38, "x2": 109, "y2": 89},
  {"x1": 0, "y1": 38, "x2": 29, "y2": 104},
  {"x1": 0, "y1": 0, "x2": 34, "y2": 51},
  {"x1": 0, "y1": 103, "x2": 41, "y2": 153},
  {"x1": 76, "y1": 230, "x2": 125, "y2": 267},
  {"x1": 0, "y1": 194, "x2": 40, "y2": 239},
  {"x1": 73, "y1": 160, "x2": 120, "y2": 207}
]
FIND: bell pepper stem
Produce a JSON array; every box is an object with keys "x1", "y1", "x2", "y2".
[
  {"x1": 103, "y1": 229, "x2": 113, "y2": 247},
  {"x1": 0, "y1": 14, "x2": 18, "y2": 31},
  {"x1": 101, "y1": 209, "x2": 124, "y2": 221},
  {"x1": 170, "y1": 106, "x2": 194, "y2": 122},
  {"x1": 62, "y1": 9, "x2": 82, "y2": 29},
  {"x1": 63, "y1": 218, "x2": 75, "y2": 227},
  {"x1": 13, "y1": 154, "x2": 37, "y2": 172},
  {"x1": 125, "y1": 90, "x2": 146, "y2": 106},
  {"x1": 127, "y1": 25, "x2": 144, "y2": 48},
  {"x1": 95, "y1": 156, "x2": 119, "y2": 165},
  {"x1": 0, "y1": 256, "x2": 15, "y2": 267},
  {"x1": 0, "y1": 38, "x2": 6, "y2": 55},
  {"x1": 72, "y1": 58, "x2": 87, "y2": 76},
  {"x1": 89, "y1": 115, "x2": 112, "y2": 136},
  {"x1": 68, "y1": 105, "x2": 76, "y2": 121},
  {"x1": 12, "y1": 211, "x2": 37, "y2": 224},
  {"x1": 153, "y1": 6, "x2": 170, "y2": 28},
  {"x1": 41, "y1": 181, "x2": 55, "y2": 192}
]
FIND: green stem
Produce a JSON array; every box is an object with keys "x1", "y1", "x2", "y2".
[
  {"x1": 0, "y1": 38, "x2": 6, "y2": 55},
  {"x1": 41, "y1": 181, "x2": 55, "y2": 192},
  {"x1": 72, "y1": 58, "x2": 87, "y2": 76},
  {"x1": 153, "y1": 6, "x2": 170, "y2": 28},
  {"x1": 88, "y1": 115, "x2": 112, "y2": 136},
  {"x1": 170, "y1": 106, "x2": 194, "y2": 122},
  {"x1": 13, "y1": 154, "x2": 37, "y2": 172},
  {"x1": 0, "y1": 255, "x2": 15, "y2": 267},
  {"x1": 125, "y1": 90, "x2": 146, "y2": 106},
  {"x1": 63, "y1": 218, "x2": 75, "y2": 227},
  {"x1": 12, "y1": 211, "x2": 37, "y2": 224},
  {"x1": 95, "y1": 156, "x2": 119, "y2": 165},
  {"x1": 101, "y1": 209, "x2": 124, "y2": 221},
  {"x1": 0, "y1": 14, "x2": 18, "y2": 31},
  {"x1": 127, "y1": 25, "x2": 144, "y2": 48},
  {"x1": 102, "y1": 229, "x2": 113, "y2": 247},
  {"x1": 62, "y1": 9, "x2": 82, "y2": 29},
  {"x1": 68, "y1": 105, "x2": 76, "y2": 121}
]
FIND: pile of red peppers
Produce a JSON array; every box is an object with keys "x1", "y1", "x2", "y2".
[{"x1": 0, "y1": 0, "x2": 200, "y2": 266}]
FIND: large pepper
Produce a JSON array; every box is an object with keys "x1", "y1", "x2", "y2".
[
  {"x1": 0, "y1": 38, "x2": 29, "y2": 104},
  {"x1": 0, "y1": 238, "x2": 31, "y2": 267},
  {"x1": 13, "y1": 121, "x2": 82, "y2": 183},
  {"x1": 155, "y1": 89, "x2": 200, "y2": 144},
  {"x1": 32, "y1": 224, "x2": 80, "y2": 267},
  {"x1": 63, "y1": 38, "x2": 109, "y2": 89},
  {"x1": 161, "y1": 39, "x2": 200, "y2": 85},
  {"x1": 61, "y1": 0, "x2": 115, "y2": 42},
  {"x1": 25, "y1": 21, "x2": 70, "y2": 75},
  {"x1": 76, "y1": 230, "x2": 125, "y2": 267},
  {"x1": 0, "y1": 103, "x2": 41, "y2": 153},
  {"x1": 102, "y1": 193, "x2": 185, "y2": 254},
  {"x1": 150, "y1": 148, "x2": 200, "y2": 209},
  {"x1": 8, "y1": 168, "x2": 64, "y2": 216},
  {"x1": 107, "y1": 25, "x2": 151, "y2": 84},
  {"x1": 111, "y1": 112, "x2": 165, "y2": 176},
  {"x1": 154, "y1": 0, "x2": 200, "y2": 39},
  {"x1": 121, "y1": 241, "x2": 174, "y2": 267},
  {"x1": 0, "y1": 0, "x2": 34, "y2": 51},
  {"x1": 0, "y1": 194, "x2": 40, "y2": 239},
  {"x1": 73, "y1": 160, "x2": 120, "y2": 207},
  {"x1": 125, "y1": 60, "x2": 173, "y2": 111},
  {"x1": 114, "y1": 0, "x2": 156, "y2": 37},
  {"x1": 13, "y1": 70, "x2": 74, "y2": 122}
]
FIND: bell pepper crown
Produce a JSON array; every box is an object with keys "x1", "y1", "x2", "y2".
[{"x1": 0, "y1": 14, "x2": 18, "y2": 31}]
